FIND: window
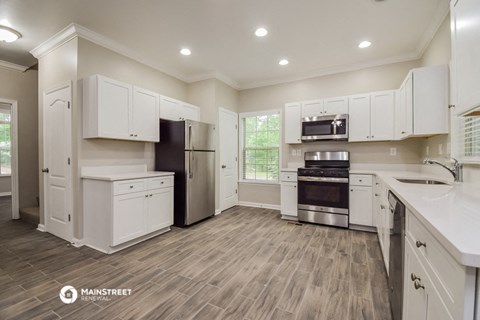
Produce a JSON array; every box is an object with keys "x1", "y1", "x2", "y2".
[
  {"x1": 454, "y1": 112, "x2": 480, "y2": 162},
  {"x1": 240, "y1": 110, "x2": 280, "y2": 183},
  {"x1": 0, "y1": 109, "x2": 11, "y2": 175}
]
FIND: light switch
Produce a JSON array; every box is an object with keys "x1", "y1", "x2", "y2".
[{"x1": 390, "y1": 148, "x2": 397, "y2": 156}]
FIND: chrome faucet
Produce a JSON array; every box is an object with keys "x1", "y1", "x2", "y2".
[{"x1": 423, "y1": 157, "x2": 463, "y2": 182}]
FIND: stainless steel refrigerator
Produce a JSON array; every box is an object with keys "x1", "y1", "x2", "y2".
[{"x1": 155, "y1": 120, "x2": 215, "y2": 227}]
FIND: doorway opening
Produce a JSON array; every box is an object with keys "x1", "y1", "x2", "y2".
[{"x1": 0, "y1": 99, "x2": 19, "y2": 223}]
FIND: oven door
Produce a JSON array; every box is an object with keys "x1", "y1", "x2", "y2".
[
  {"x1": 301, "y1": 115, "x2": 348, "y2": 141},
  {"x1": 297, "y1": 176, "x2": 349, "y2": 214}
]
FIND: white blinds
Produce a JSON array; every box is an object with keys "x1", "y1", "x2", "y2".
[{"x1": 455, "y1": 115, "x2": 480, "y2": 161}]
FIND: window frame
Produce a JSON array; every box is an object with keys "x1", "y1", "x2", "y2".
[
  {"x1": 451, "y1": 107, "x2": 480, "y2": 164},
  {"x1": 0, "y1": 109, "x2": 11, "y2": 177},
  {"x1": 239, "y1": 109, "x2": 282, "y2": 185}
]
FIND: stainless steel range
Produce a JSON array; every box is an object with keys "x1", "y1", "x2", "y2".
[{"x1": 297, "y1": 151, "x2": 350, "y2": 228}]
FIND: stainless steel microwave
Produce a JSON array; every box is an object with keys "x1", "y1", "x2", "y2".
[{"x1": 301, "y1": 114, "x2": 348, "y2": 141}]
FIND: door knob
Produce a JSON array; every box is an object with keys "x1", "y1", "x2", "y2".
[
  {"x1": 41, "y1": 168, "x2": 49, "y2": 173},
  {"x1": 221, "y1": 165, "x2": 227, "y2": 168}
]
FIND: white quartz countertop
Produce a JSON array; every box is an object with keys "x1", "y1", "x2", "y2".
[
  {"x1": 351, "y1": 169, "x2": 480, "y2": 268},
  {"x1": 81, "y1": 171, "x2": 174, "y2": 181},
  {"x1": 281, "y1": 168, "x2": 298, "y2": 172}
]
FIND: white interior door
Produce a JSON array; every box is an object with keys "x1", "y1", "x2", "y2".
[
  {"x1": 43, "y1": 82, "x2": 73, "y2": 242},
  {"x1": 219, "y1": 108, "x2": 238, "y2": 211}
]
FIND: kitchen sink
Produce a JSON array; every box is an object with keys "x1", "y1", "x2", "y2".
[{"x1": 395, "y1": 178, "x2": 449, "y2": 185}]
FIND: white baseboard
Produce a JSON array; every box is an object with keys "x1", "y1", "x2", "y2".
[
  {"x1": 72, "y1": 238, "x2": 84, "y2": 248},
  {"x1": 0, "y1": 192, "x2": 12, "y2": 197},
  {"x1": 215, "y1": 209, "x2": 222, "y2": 216},
  {"x1": 37, "y1": 224, "x2": 46, "y2": 232},
  {"x1": 238, "y1": 201, "x2": 280, "y2": 211}
]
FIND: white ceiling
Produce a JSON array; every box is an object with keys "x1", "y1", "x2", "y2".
[{"x1": 0, "y1": 0, "x2": 449, "y2": 89}]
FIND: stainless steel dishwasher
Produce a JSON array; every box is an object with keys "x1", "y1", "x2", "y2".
[{"x1": 388, "y1": 191, "x2": 406, "y2": 320}]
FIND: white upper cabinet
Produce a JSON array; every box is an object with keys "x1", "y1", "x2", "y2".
[
  {"x1": 395, "y1": 65, "x2": 448, "y2": 139},
  {"x1": 83, "y1": 75, "x2": 159, "y2": 142},
  {"x1": 324, "y1": 96, "x2": 349, "y2": 115},
  {"x1": 301, "y1": 97, "x2": 348, "y2": 118},
  {"x1": 370, "y1": 91, "x2": 395, "y2": 141},
  {"x1": 451, "y1": 0, "x2": 480, "y2": 115},
  {"x1": 159, "y1": 96, "x2": 200, "y2": 121},
  {"x1": 301, "y1": 100, "x2": 323, "y2": 118},
  {"x1": 132, "y1": 87, "x2": 159, "y2": 142},
  {"x1": 349, "y1": 91, "x2": 394, "y2": 142},
  {"x1": 349, "y1": 94, "x2": 371, "y2": 142},
  {"x1": 284, "y1": 102, "x2": 302, "y2": 144}
]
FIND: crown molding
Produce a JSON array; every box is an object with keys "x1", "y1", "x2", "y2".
[
  {"x1": 185, "y1": 71, "x2": 240, "y2": 90},
  {"x1": 29, "y1": 23, "x2": 77, "y2": 59},
  {"x1": 414, "y1": 0, "x2": 450, "y2": 59},
  {"x1": 237, "y1": 52, "x2": 419, "y2": 90},
  {"x1": 0, "y1": 60, "x2": 29, "y2": 72}
]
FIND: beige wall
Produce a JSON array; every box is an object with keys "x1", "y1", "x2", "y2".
[
  {"x1": 0, "y1": 67, "x2": 39, "y2": 209},
  {"x1": 187, "y1": 78, "x2": 238, "y2": 212},
  {"x1": 0, "y1": 176, "x2": 11, "y2": 194}
]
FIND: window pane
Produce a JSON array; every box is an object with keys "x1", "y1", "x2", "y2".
[
  {"x1": 256, "y1": 131, "x2": 269, "y2": 147},
  {"x1": 257, "y1": 115, "x2": 268, "y2": 131},
  {"x1": 245, "y1": 117, "x2": 256, "y2": 132},
  {"x1": 0, "y1": 149, "x2": 11, "y2": 175},
  {"x1": 268, "y1": 131, "x2": 279, "y2": 147},
  {"x1": 268, "y1": 114, "x2": 280, "y2": 131},
  {"x1": 245, "y1": 132, "x2": 256, "y2": 148},
  {"x1": 244, "y1": 164, "x2": 255, "y2": 180}
]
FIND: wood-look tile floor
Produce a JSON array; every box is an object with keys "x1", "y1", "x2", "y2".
[{"x1": 0, "y1": 202, "x2": 392, "y2": 320}]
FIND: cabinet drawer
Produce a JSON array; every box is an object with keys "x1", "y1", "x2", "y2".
[
  {"x1": 406, "y1": 210, "x2": 468, "y2": 317},
  {"x1": 148, "y1": 176, "x2": 173, "y2": 190},
  {"x1": 281, "y1": 172, "x2": 297, "y2": 182},
  {"x1": 350, "y1": 174, "x2": 373, "y2": 186},
  {"x1": 113, "y1": 179, "x2": 146, "y2": 195}
]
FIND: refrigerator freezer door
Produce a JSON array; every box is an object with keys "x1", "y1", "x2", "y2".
[
  {"x1": 185, "y1": 120, "x2": 215, "y2": 151},
  {"x1": 185, "y1": 150, "x2": 215, "y2": 225}
]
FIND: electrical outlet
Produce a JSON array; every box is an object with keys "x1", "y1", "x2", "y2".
[
  {"x1": 296, "y1": 149, "x2": 302, "y2": 157},
  {"x1": 390, "y1": 148, "x2": 397, "y2": 156},
  {"x1": 438, "y1": 144, "x2": 443, "y2": 155},
  {"x1": 426, "y1": 146, "x2": 430, "y2": 156},
  {"x1": 291, "y1": 149, "x2": 296, "y2": 156}
]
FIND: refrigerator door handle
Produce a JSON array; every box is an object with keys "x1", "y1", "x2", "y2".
[
  {"x1": 189, "y1": 151, "x2": 194, "y2": 179},
  {"x1": 188, "y1": 123, "x2": 192, "y2": 150}
]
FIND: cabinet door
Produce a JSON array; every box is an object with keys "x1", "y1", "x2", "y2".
[
  {"x1": 404, "y1": 242, "x2": 428, "y2": 320},
  {"x1": 182, "y1": 103, "x2": 200, "y2": 121},
  {"x1": 284, "y1": 103, "x2": 302, "y2": 144},
  {"x1": 370, "y1": 91, "x2": 394, "y2": 141},
  {"x1": 348, "y1": 94, "x2": 371, "y2": 142},
  {"x1": 301, "y1": 100, "x2": 323, "y2": 117},
  {"x1": 349, "y1": 186, "x2": 373, "y2": 226},
  {"x1": 97, "y1": 76, "x2": 131, "y2": 139},
  {"x1": 132, "y1": 87, "x2": 159, "y2": 142},
  {"x1": 451, "y1": 0, "x2": 480, "y2": 115},
  {"x1": 112, "y1": 192, "x2": 147, "y2": 246},
  {"x1": 281, "y1": 182, "x2": 297, "y2": 217},
  {"x1": 146, "y1": 188, "x2": 173, "y2": 232},
  {"x1": 404, "y1": 74, "x2": 414, "y2": 137},
  {"x1": 324, "y1": 96, "x2": 348, "y2": 115},
  {"x1": 160, "y1": 96, "x2": 182, "y2": 121}
]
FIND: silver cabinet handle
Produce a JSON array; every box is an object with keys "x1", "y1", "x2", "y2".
[
  {"x1": 161, "y1": 181, "x2": 164, "y2": 184},
  {"x1": 401, "y1": 131, "x2": 406, "y2": 134},
  {"x1": 380, "y1": 205, "x2": 385, "y2": 210},
  {"x1": 375, "y1": 193, "x2": 379, "y2": 197},
  {"x1": 130, "y1": 134, "x2": 134, "y2": 136},
  {"x1": 222, "y1": 165, "x2": 227, "y2": 169},
  {"x1": 411, "y1": 273, "x2": 421, "y2": 281},
  {"x1": 416, "y1": 240, "x2": 427, "y2": 248},
  {"x1": 129, "y1": 186, "x2": 134, "y2": 189},
  {"x1": 414, "y1": 281, "x2": 425, "y2": 290},
  {"x1": 145, "y1": 195, "x2": 148, "y2": 198}
]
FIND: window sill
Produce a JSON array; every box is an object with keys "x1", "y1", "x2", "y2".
[
  {"x1": 239, "y1": 180, "x2": 280, "y2": 186},
  {"x1": 0, "y1": 174, "x2": 11, "y2": 177}
]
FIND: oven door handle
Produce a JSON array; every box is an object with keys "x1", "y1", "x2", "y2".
[{"x1": 297, "y1": 176, "x2": 348, "y2": 183}]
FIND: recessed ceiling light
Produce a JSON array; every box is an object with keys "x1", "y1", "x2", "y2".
[
  {"x1": 255, "y1": 27, "x2": 268, "y2": 37},
  {"x1": 180, "y1": 48, "x2": 191, "y2": 56},
  {"x1": 358, "y1": 41, "x2": 372, "y2": 49},
  {"x1": 0, "y1": 25, "x2": 21, "y2": 43},
  {"x1": 279, "y1": 59, "x2": 289, "y2": 66}
]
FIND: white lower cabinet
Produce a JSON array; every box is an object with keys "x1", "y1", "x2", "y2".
[
  {"x1": 280, "y1": 171, "x2": 297, "y2": 220},
  {"x1": 374, "y1": 177, "x2": 390, "y2": 272},
  {"x1": 84, "y1": 175, "x2": 174, "y2": 253},
  {"x1": 349, "y1": 174, "x2": 374, "y2": 227},
  {"x1": 404, "y1": 208, "x2": 476, "y2": 320}
]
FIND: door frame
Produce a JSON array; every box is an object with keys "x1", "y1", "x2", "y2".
[
  {"x1": 0, "y1": 98, "x2": 19, "y2": 219},
  {"x1": 42, "y1": 81, "x2": 73, "y2": 242},
  {"x1": 218, "y1": 107, "x2": 239, "y2": 211}
]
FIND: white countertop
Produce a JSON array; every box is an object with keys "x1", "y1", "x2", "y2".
[
  {"x1": 351, "y1": 169, "x2": 480, "y2": 268},
  {"x1": 281, "y1": 168, "x2": 298, "y2": 172},
  {"x1": 81, "y1": 171, "x2": 174, "y2": 181}
]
